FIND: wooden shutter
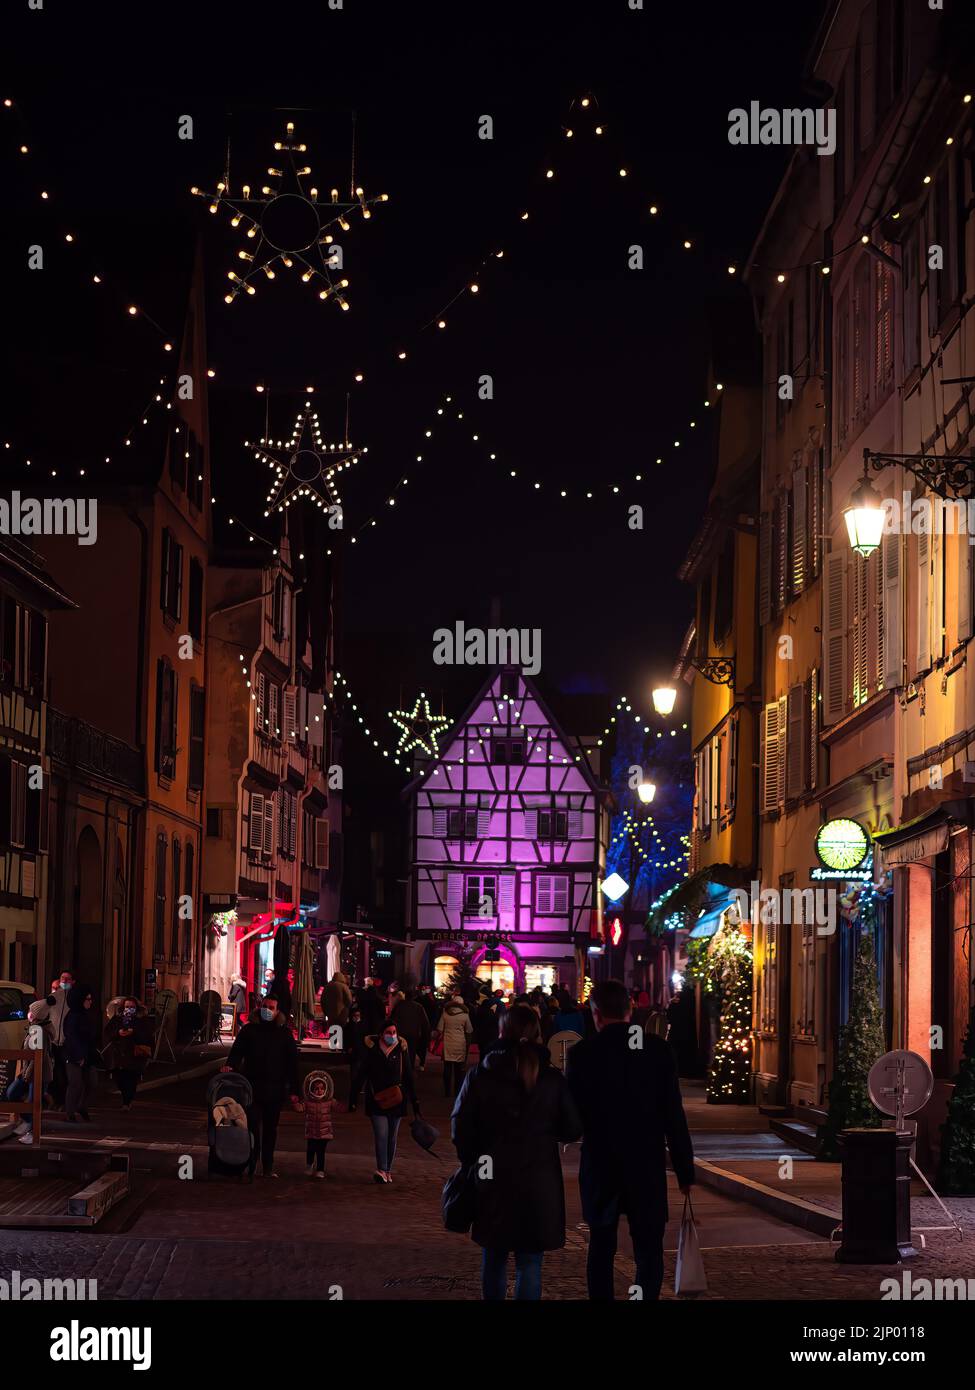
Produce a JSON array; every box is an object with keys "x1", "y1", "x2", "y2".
[
  {"x1": 289, "y1": 795, "x2": 297, "y2": 857},
  {"x1": 791, "y1": 463, "x2": 807, "y2": 596},
  {"x1": 774, "y1": 490, "x2": 790, "y2": 613},
  {"x1": 760, "y1": 702, "x2": 781, "y2": 813},
  {"x1": 916, "y1": 525, "x2": 931, "y2": 674},
  {"x1": 758, "y1": 510, "x2": 773, "y2": 625},
  {"x1": 189, "y1": 686, "x2": 205, "y2": 790},
  {"x1": 10, "y1": 760, "x2": 27, "y2": 846},
  {"x1": 823, "y1": 550, "x2": 848, "y2": 725},
  {"x1": 315, "y1": 818, "x2": 329, "y2": 868},
  {"x1": 297, "y1": 685, "x2": 308, "y2": 740},
  {"x1": 249, "y1": 793, "x2": 265, "y2": 850},
  {"x1": 853, "y1": 554, "x2": 869, "y2": 705},
  {"x1": 700, "y1": 741, "x2": 712, "y2": 832},
  {"x1": 269, "y1": 683, "x2": 280, "y2": 737},
  {"x1": 432, "y1": 807, "x2": 448, "y2": 836},
  {"x1": 882, "y1": 532, "x2": 903, "y2": 686},
  {"x1": 263, "y1": 794, "x2": 274, "y2": 855},
  {"x1": 931, "y1": 525, "x2": 944, "y2": 666},
  {"x1": 959, "y1": 526, "x2": 974, "y2": 643},
  {"x1": 499, "y1": 873, "x2": 516, "y2": 912},
  {"x1": 786, "y1": 683, "x2": 804, "y2": 800},
  {"x1": 445, "y1": 871, "x2": 463, "y2": 908},
  {"x1": 308, "y1": 692, "x2": 324, "y2": 746},
  {"x1": 284, "y1": 689, "x2": 297, "y2": 741},
  {"x1": 807, "y1": 669, "x2": 819, "y2": 791},
  {"x1": 809, "y1": 450, "x2": 823, "y2": 579},
  {"x1": 257, "y1": 672, "x2": 268, "y2": 731},
  {"x1": 524, "y1": 808, "x2": 539, "y2": 838},
  {"x1": 567, "y1": 808, "x2": 583, "y2": 839},
  {"x1": 476, "y1": 807, "x2": 491, "y2": 838},
  {"x1": 552, "y1": 876, "x2": 569, "y2": 913}
]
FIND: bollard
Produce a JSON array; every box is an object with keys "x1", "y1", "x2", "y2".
[{"x1": 835, "y1": 1127, "x2": 916, "y2": 1263}]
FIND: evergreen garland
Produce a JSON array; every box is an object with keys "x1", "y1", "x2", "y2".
[
  {"x1": 817, "y1": 929, "x2": 886, "y2": 1160},
  {"x1": 706, "y1": 922, "x2": 753, "y2": 1104},
  {"x1": 937, "y1": 1009, "x2": 975, "y2": 1195}
]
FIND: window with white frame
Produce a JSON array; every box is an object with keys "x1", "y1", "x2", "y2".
[{"x1": 463, "y1": 873, "x2": 497, "y2": 917}]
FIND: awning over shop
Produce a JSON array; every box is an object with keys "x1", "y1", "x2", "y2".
[
  {"x1": 646, "y1": 863, "x2": 752, "y2": 936},
  {"x1": 871, "y1": 803, "x2": 970, "y2": 869}
]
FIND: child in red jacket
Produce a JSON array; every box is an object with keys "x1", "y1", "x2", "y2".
[{"x1": 304, "y1": 1070, "x2": 340, "y2": 1179}]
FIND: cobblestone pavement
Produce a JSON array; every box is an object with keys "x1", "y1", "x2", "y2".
[{"x1": 1, "y1": 1056, "x2": 972, "y2": 1300}]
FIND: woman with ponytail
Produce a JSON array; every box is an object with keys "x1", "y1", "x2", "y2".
[{"x1": 450, "y1": 1002, "x2": 582, "y2": 1300}]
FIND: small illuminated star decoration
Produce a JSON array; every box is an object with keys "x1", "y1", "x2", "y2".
[
  {"x1": 191, "y1": 121, "x2": 388, "y2": 308},
  {"x1": 246, "y1": 400, "x2": 367, "y2": 515},
  {"x1": 389, "y1": 693, "x2": 451, "y2": 757}
]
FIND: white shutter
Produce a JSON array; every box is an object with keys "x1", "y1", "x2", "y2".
[
  {"x1": 760, "y1": 702, "x2": 780, "y2": 813},
  {"x1": 776, "y1": 693, "x2": 787, "y2": 805},
  {"x1": 808, "y1": 669, "x2": 819, "y2": 791},
  {"x1": 567, "y1": 807, "x2": 583, "y2": 839},
  {"x1": 445, "y1": 871, "x2": 463, "y2": 908},
  {"x1": 809, "y1": 450, "x2": 823, "y2": 579},
  {"x1": 701, "y1": 741, "x2": 711, "y2": 832},
  {"x1": 432, "y1": 808, "x2": 448, "y2": 836},
  {"x1": 823, "y1": 550, "x2": 848, "y2": 725},
  {"x1": 786, "y1": 683, "x2": 804, "y2": 800},
  {"x1": 476, "y1": 807, "x2": 491, "y2": 838},
  {"x1": 289, "y1": 794, "x2": 297, "y2": 856},
  {"x1": 536, "y1": 875, "x2": 552, "y2": 912},
  {"x1": 853, "y1": 554, "x2": 869, "y2": 705},
  {"x1": 524, "y1": 809, "x2": 538, "y2": 838},
  {"x1": 958, "y1": 528, "x2": 973, "y2": 643},
  {"x1": 499, "y1": 873, "x2": 516, "y2": 912},
  {"x1": 284, "y1": 689, "x2": 297, "y2": 741},
  {"x1": 916, "y1": 525, "x2": 931, "y2": 673},
  {"x1": 552, "y1": 875, "x2": 569, "y2": 913},
  {"x1": 263, "y1": 794, "x2": 274, "y2": 856},
  {"x1": 315, "y1": 817, "x2": 329, "y2": 868},
  {"x1": 249, "y1": 793, "x2": 265, "y2": 850}
]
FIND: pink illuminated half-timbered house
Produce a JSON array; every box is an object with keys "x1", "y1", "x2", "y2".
[{"x1": 406, "y1": 668, "x2": 610, "y2": 996}]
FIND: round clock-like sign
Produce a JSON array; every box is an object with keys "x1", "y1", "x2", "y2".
[{"x1": 816, "y1": 818, "x2": 870, "y2": 872}]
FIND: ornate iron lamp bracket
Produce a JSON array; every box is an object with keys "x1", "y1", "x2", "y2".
[
  {"x1": 688, "y1": 656, "x2": 735, "y2": 685},
  {"x1": 863, "y1": 448, "x2": 975, "y2": 500}
]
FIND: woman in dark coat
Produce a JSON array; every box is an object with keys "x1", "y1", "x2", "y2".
[
  {"x1": 451, "y1": 1003, "x2": 583, "y2": 1301},
  {"x1": 104, "y1": 998, "x2": 153, "y2": 1109},
  {"x1": 349, "y1": 1019, "x2": 419, "y2": 1184}
]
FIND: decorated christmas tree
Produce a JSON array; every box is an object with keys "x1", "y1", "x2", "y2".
[
  {"x1": 817, "y1": 931, "x2": 886, "y2": 1159},
  {"x1": 706, "y1": 921, "x2": 753, "y2": 1104},
  {"x1": 937, "y1": 1010, "x2": 975, "y2": 1195},
  {"x1": 438, "y1": 955, "x2": 479, "y2": 1002}
]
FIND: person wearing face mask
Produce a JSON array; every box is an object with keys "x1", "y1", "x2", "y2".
[
  {"x1": 349, "y1": 1019, "x2": 418, "y2": 1184},
  {"x1": 224, "y1": 994, "x2": 302, "y2": 1178},
  {"x1": 104, "y1": 998, "x2": 153, "y2": 1110}
]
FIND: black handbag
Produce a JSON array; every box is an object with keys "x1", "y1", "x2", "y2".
[{"x1": 441, "y1": 1162, "x2": 476, "y2": 1233}]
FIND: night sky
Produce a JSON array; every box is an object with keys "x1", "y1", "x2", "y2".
[{"x1": 7, "y1": 0, "x2": 822, "y2": 790}]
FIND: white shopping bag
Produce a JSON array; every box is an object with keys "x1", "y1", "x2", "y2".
[{"x1": 674, "y1": 1195, "x2": 707, "y2": 1295}]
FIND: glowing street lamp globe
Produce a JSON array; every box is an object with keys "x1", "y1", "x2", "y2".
[
  {"x1": 637, "y1": 781, "x2": 656, "y2": 804},
  {"x1": 652, "y1": 684, "x2": 677, "y2": 716},
  {"x1": 844, "y1": 475, "x2": 885, "y2": 558},
  {"x1": 600, "y1": 872, "x2": 629, "y2": 902}
]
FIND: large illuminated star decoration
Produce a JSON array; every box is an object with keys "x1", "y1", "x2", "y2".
[
  {"x1": 247, "y1": 400, "x2": 367, "y2": 516},
  {"x1": 192, "y1": 121, "x2": 388, "y2": 308},
  {"x1": 389, "y1": 693, "x2": 451, "y2": 757}
]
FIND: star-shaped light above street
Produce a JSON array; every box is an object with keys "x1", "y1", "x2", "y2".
[
  {"x1": 247, "y1": 399, "x2": 367, "y2": 516},
  {"x1": 389, "y1": 693, "x2": 451, "y2": 757},
  {"x1": 192, "y1": 120, "x2": 388, "y2": 308}
]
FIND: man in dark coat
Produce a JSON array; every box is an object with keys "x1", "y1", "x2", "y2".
[
  {"x1": 356, "y1": 980, "x2": 387, "y2": 1036},
  {"x1": 225, "y1": 995, "x2": 301, "y2": 1178},
  {"x1": 566, "y1": 978, "x2": 694, "y2": 1301},
  {"x1": 390, "y1": 988, "x2": 431, "y2": 1069},
  {"x1": 451, "y1": 1006, "x2": 583, "y2": 1300}
]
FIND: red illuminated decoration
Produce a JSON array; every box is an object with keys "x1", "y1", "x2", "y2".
[{"x1": 610, "y1": 917, "x2": 623, "y2": 947}]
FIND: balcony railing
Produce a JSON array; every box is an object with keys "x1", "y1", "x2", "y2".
[{"x1": 47, "y1": 707, "x2": 144, "y2": 794}]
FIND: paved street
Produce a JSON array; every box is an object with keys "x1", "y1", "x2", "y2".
[{"x1": 1, "y1": 1055, "x2": 970, "y2": 1300}]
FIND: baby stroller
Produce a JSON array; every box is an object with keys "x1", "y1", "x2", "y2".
[{"x1": 206, "y1": 1072, "x2": 254, "y2": 1178}]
